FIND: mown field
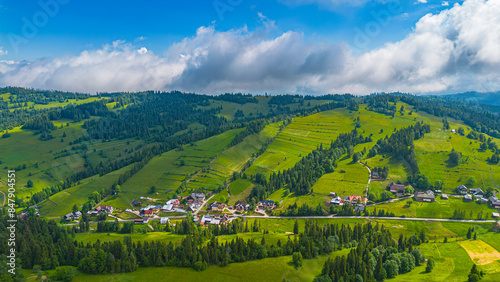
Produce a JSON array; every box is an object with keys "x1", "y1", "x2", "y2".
[
  {"x1": 414, "y1": 120, "x2": 500, "y2": 192},
  {"x1": 39, "y1": 163, "x2": 136, "y2": 218},
  {"x1": 312, "y1": 157, "x2": 369, "y2": 197},
  {"x1": 187, "y1": 122, "x2": 282, "y2": 192},
  {"x1": 101, "y1": 129, "x2": 243, "y2": 209},
  {"x1": 369, "y1": 196, "x2": 498, "y2": 219}
]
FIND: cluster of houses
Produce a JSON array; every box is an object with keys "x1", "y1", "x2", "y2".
[
  {"x1": 329, "y1": 192, "x2": 364, "y2": 206},
  {"x1": 197, "y1": 213, "x2": 230, "y2": 225},
  {"x1": 412, "y1": 185, "x2": 500, "y2": 210},
  {"x1": 141, "y1": 202, "x2": 187, "y2": 216},
  {"x1": 64, "y1": 211, "x2": 82, "y2": 221},
  {"x1": 185, "y1": 193, "x2": 206, "y2": 212},
  {"x1": 134, "y1": 216, "x2": 170, "y2": 225},
  {"x1": 88, "y1": 205, "x2": 114, "y2": 216},
  {"x1": 19, "y1": 205, "x2": 41, "y2": 219},
  {"x1": 233, "y1": 201, "x2": 251, "y2": 213},
  {"x1": 207, "y1": 201, "x2": 226, "y2": 212}
]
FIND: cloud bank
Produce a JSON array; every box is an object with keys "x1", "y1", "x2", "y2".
[{"x1": 1, "y1": 0, "x2": 500, "y2": 95}]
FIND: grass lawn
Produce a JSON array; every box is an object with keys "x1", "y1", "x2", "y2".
[
  {"x1": 102, "y1": 129, "x2": 243, "y2": 209},
  {"x1": 369, "y1": 196, "x2": 498, "y2": 219},
  {"x1": 312, "y1": 158, "x2": 369, "y2": 197},
  {"x1": 39, "y1": 164, "x2": 136, "y2": 217},
  {"x1": 229, "y1": 178, "x2": 254, "y2": 196}
]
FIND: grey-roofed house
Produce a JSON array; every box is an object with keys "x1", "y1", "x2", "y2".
[
  {"x1": 457, "y1": 185, "x2": 468, "y2": 195},
  {"x1": 415, "y1": 191, "x2": 436, "y2": 202}
]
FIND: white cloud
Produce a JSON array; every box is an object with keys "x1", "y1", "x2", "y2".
[
  {"x1": 137, "y1": 47, "x2": 148, "y2": 54},
  {"x1": 442, "y1": 1, "x2": 450, "y2": 6},
  {"x1": 0, "y1": 0, "x2": 500, "y2": 95},
  {"x1": 0, "y1": 47, "x2": 7, "y2": 56},
  {"x1": 418, "y1": 0, "x2": 428, "y2": 3}
]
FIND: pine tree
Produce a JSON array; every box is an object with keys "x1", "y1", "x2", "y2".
[
  {"x1": 426, "y1": 259, "x2": 435, "y2": 273},
  {"x1": 294, "y1": 220, "x2": 299, "y2": 235},
  {"x1": 375, "y1": 254, "x2": 386, "y2": 281}
]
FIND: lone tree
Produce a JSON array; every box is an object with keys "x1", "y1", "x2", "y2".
[
  {"x1": 426, "y1": 258, "x2": 435, "y2": 273},
  {"x1": 27, "y1": 179, "x2": 34, "y2": 188},
  {"x1": 468, "y1": 264, "x2": 484, "y2": 281},
  {"x1": 150, "y1": 185, "x2": 157, "y2": 194},
  {"x1": 292, "y1": 252, "x2": 302, "y2": 269},
  {"x1": 448, "y1": 149, "x2": 462, "y2": 166},
  {"x1": 293, "y1": 220, "x2": 299, "y2": 235}
]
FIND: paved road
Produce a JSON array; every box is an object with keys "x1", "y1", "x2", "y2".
[
  {"x1": 234, "y1": 215, "x2": 497, "y2": 223},
  {"x1": 63, "y1": 214, "x2": 498, "y2": 226},
  {"x1": 194, "y1": 194, "x2": 215, "y2": 216}
]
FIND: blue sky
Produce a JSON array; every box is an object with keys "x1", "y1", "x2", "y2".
[
  {"x1": 0, "y1": 0, "x2": 499, "y2": 95},
  {"x1": 0, "y1": 0, "x2": 454, "y2": 60}
]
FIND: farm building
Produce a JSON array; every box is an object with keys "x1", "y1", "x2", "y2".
[
  {"x1": 387, "y1": 182, "x2": 405, "y2": 196},
  {"x1": 96, "y1": 206, "x2": 114, "y2": 214},
  {"x1": 464, "y1": 194, "x2": 473, "y2": 202},
  {"x1": 208, "y1": 201, "x2": 226, "y2": 212},
  {"x1": 330, "y1": 196, "x2": 342, "y2": 205},
  {"x1": 415, "y1": 191, "x2": 436, "y2": 202},
  {"x1": 492, "y1": 213, "x2": 499, "y2": 218},
  {"x1": 64, "y1": 213, "x2": 74, "y2": 221},
  {"x1": 160, "y1": 217, "x2": 170, "y2": 224},
  {"x1": 457, "y1": 185, "x2": 468, "y2": 195},
  {"x1": 441, "y1": 194, "x2": 448, "y2": 200},
  {"x1": 489, "y1": 197, "x2": 500, "y2": 209},
  {"x1": 258, "y1": 200, "x2": 276, "y2": 210},
  {"x1": 470, "y1": 188, "x2": 484, "y2": 197}
]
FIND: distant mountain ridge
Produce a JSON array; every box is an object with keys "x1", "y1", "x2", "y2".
[{"x1": 443, "y1": 91, "x2": 500, "y2": 106}]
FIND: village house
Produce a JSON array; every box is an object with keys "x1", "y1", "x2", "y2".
[
  {"x1": 74, "y1": 211, "x2": 82, "y2": 219},
  {"x1": 489, "y1": 196, "x2": 500, "y2": 209},
  {"x1": 387, "y1": 182, "x2": 406, "y2": 197},
  {"x1": 257, "y1": 199, "x2": 276, "y2": 210},
  {"x1": 469, "y1": 188, "x2": 484, "y2": 198},
  {"x1": 187, "y1": 193, "x2": 205, "y2": 202},
  {"x1": 329, "y1": 192, "x2": 337, "y2": 197},
  {"x1": 162, "y1": 203, "x2": 173, "y2": 212},
  {"x1": 355, "y1": 205, "x2": 365, "y2": 214},
  {"x1": 371, "y1": 171, "x2": 379, "y2": 179},
  {"x1": 234, "y1": 201, "x2": 250, "y2": 213},
  {"x1": 464, "y1": 194, "x2": 473, "y2": 202},
  {"x1": 64, "y1": 213, "x2": 74, "y2": 221},
  {"x1": 134, "y1": 217, "x2": 150, "y2": 224},
  {"x1": 330, "y1": 196, "x2": 342, "y2": 205},
  {"x1": 96, "y1": 205, "x2": 114, "y2": 214},
  {"x1": 208, "y1": 201, "x2": 226, "y2": 212},
  {"x1": 492, "y1": 212, "x2": 499, "y2": 218},
  {"x1": 344, "y1": 195, "x2": 363, "y2": 205},
  {"x1": 200, "y1": 214, "x2": 213, "y2": 225},
  {"x1": 457, "y1": 185, "x2": 468, "y2": 195},
  {"x1": 160, "y1": 217, "x2": 170, "y2": 225},
  {"x1": 415, "y1": 190, "x2": 436, "y2": 202},
  {"x1": 441, "y1": 194, "x2": 449, "y2": 200}
]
